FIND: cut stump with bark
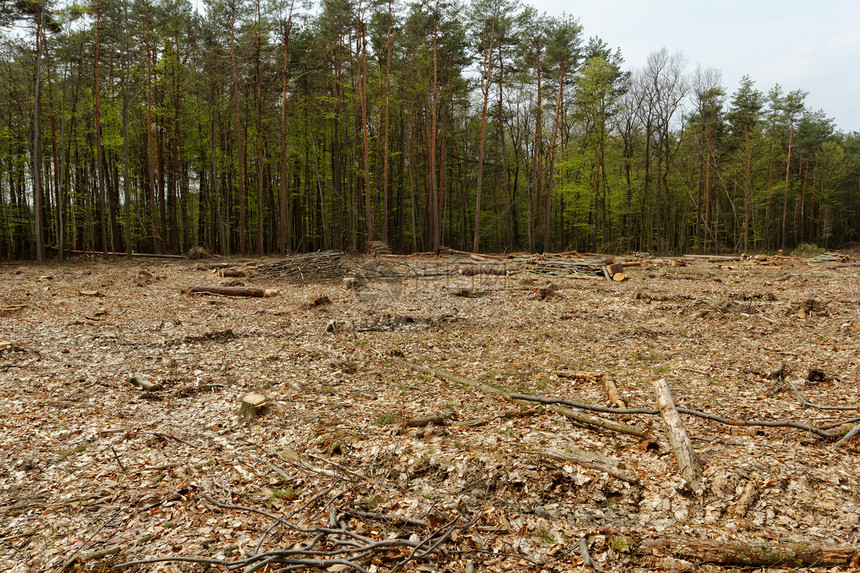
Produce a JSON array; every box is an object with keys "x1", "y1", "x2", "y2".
[{"x1": 239, "y1": 392, "x2": 269, "y2": 420}]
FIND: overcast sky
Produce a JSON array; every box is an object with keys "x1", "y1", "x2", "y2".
[{"x1": 526, "y1": 0, "x2": 860, "y2": 133}]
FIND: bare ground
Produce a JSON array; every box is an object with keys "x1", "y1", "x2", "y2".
[{"x1": 1, "y1": 253, "x2": 859, "y2": 572}]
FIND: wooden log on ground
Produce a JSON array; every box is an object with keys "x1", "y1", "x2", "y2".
[
  {"x1": 49, "y1": 246, "x2": 184, "y2": 259},
  {"x1": 603, "y1": 378, "x2": 627, "y2": 409},
  {"x1": 651, "y1": 378, "x2": 702, "y2": 490},
  {"x1": 606, "y1": 262, "x2": 625, "y2": 277},
  {"x1": 681, "y1": 254, "x2": 742, "y2": 262},
  {"x1": 547, "y1": 404, "x2": 647, "y2": 438},
  {"x1": 641, "y1": 536, "x2": 858, "y2": 568},
  {"x1": 129, "y1": 374, "x2": 160, "y2": 391},
  {"x1": 544, "y1": 447, "x2": 640, "y2": 485},
  {"x1": 219, "y1": 268, "x2": 251, "y2": 277},
  {"x1": 181, "y1": 285, "x2": 280, "y2": 297},
  {"x1": 405, "y1": 413, "x2": 451, "y2": 427}
]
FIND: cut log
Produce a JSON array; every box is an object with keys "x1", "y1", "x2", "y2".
[
  {"x1": 600, "y1": 265, "x2": 612, "y2": 280},
  {"x1": 603, "y1": 378, "x2": 627, "y2": 409},
  {"x1": 219, "y1": 268, "x2": 251, "y2": 278},
  {"x1": 651, "y1": 378, "x2": 702, "y2": 490},
  {"x1": 129, "y1": 374, "x2": 160, "y2": 391},
  {"x1": 405, "y1": 413, "x2": 451, "y2": 427},
  {"x1": 682, "y1": 254, "x2": 742, "y2": 262},
  {"x1": 642, "y1": 535, "x2": 858, "y2": 568},
  {"x1": 182, "y1": 285, "x2": 280, "y2": 297},
  {"x1": 200, "y1": 262, "x2": 243, "y2": 270},
  {"x1": 606, "y1": 262, "x2": 625, "y2": 277}
]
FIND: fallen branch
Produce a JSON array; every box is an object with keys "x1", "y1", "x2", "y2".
[
  {"x1": 603, "y1": 378, "x2": 627, "y2": 408},
  {"x1": 61, "y1": 533, "x2": 154, "y2": 570},
  {"x1": 128, "y1": 374, "x2": 160, "y2": 391},
  {"x1": 391, "y1": 358, "x2": 644, "y2": 437},
  {"x1": 544, "y1": 447, "x2": 640, "y2": 485},
  {"x1": 579, "y1": 536, "x2": 604, "y2": 572},
  {"x1": 835, "y1": 423, "x2": 860, "y2": 447},
  {"x1": 117, "y1": 490, "x2": 460, "y2": 573},
  {"x1": 181, "y1": 285, "x2": 280, "y2": 297},
  {"x1": 508, "y1": 393, "x2": 838, "y2": 439},
  {"x1": 546, "y1": 404, "x2": 647, "y2": 438}
]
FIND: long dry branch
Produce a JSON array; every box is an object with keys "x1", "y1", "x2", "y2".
[
  {"x1": 508, "y1": 393, "x2": 839, "y2": 439},
  {"x1": 390, "y1": 358, "x2": 646, "y2": 437}
]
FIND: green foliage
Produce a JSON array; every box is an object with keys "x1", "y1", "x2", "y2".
[
  {"x1": 374, "y1": 413, "x2": 397, "y2": 425},
  {"x1": 792, "y1": 243, "x2": 826, "y2": 258},
  {"x1": 2, "y1": 0, "x2": 859, "y2": 260}
]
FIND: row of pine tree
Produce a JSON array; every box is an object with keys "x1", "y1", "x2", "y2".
[{"x1": 2, "y1": 0, "x2": 859, "y2": 260}]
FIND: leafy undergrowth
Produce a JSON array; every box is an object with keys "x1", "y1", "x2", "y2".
[{"x1": 1, "y1": 253, "x2": 859, "y2": 572}]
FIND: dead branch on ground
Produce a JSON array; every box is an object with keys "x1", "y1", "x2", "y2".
[
  {"x1": 116, "y1": 489, "x2": 468, "y2": 572},
  {"x1": 390, "y1": 358, "x2": 646, "y2": 437},
  {"x1": 508, "y1": 393, "x2": 840, "y2": 439}
]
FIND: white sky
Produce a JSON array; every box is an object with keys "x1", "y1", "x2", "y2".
[{"x1": 527, "y1": 0, "x2": 860, "y2": 133}]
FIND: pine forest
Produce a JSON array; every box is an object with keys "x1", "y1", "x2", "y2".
[{"x1": 2, "y1": 0, "x2": 860, "y2": 261}]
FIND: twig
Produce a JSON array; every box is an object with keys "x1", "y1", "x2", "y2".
[
  {"x1": 110, "y1": 445, "x2": 126, "y2": 473},
  {"x1": 390, "y1": 516, "x2": 464, "y2": 573},
  {"x1": 391, "y1": 358, "x2": 645, "y2": 437}
]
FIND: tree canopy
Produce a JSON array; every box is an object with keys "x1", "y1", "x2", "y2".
[{"x1": 1, "y1": 0, "x2": 858, "y2": 259}]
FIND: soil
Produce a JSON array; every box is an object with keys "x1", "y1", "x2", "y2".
[{"x1": 1, "y1": 253, "x2": 859, "y2": 572}]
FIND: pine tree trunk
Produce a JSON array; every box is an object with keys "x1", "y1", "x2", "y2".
[
  {"x1": 230, "y1": 15, "x2": 247, "y2": 254},
  {"x1": 279, "y1": 7, "x2": 293, "y2": 254},
  {"x1": 93, "y1": 4, "x2": 108, "y2": 259},
  {"x1": 32, "y1": 6, "x2": 45, "y2": 262}
]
